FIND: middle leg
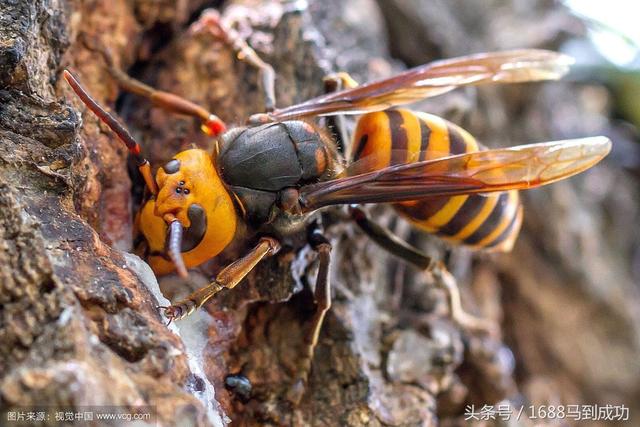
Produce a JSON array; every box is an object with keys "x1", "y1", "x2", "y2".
[{"x1": 287, "y1": 223, "x2": 333, "y2": 404}]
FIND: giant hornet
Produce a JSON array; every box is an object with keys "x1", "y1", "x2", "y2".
[{"x1": 63, "y1": 12, "x2": 610, "y2": 401}]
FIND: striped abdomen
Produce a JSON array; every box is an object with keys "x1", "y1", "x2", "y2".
[{"x1": 351, "y1": 109, "x2": 523, "y2": 251}]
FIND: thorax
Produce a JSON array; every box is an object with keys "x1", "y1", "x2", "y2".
[{"x1": 216, "y1": 120, "x2": 338, "y2": 236}]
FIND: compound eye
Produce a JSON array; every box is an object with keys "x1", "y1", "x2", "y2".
[
  {"x1": 163, "y1": 159, "x2": 181, "y2": 174},
  {"x1": 181, "y1": 204, "x2": 207, "y2": 252}
]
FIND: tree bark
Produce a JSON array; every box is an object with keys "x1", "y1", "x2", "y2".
[{"x1": 1, "y1": 1, "x2": 638, "y2": 426}]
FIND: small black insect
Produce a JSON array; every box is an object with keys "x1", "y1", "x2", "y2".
[{"x1": 225, "y1": 374, "x2": 252, "y2": 402}]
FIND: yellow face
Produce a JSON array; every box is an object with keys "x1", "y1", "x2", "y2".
[{"x1": 137, "y1": 149, "x2": 238, "y2": 276}]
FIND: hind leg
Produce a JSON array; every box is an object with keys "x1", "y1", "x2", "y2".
[{"x1": 349, "y1": 206, "x2": 495, "y2": 334}]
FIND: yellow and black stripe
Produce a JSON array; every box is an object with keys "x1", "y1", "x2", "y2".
[{"x1": 351, "y1": 108, "x2": 522, "y2": 251}]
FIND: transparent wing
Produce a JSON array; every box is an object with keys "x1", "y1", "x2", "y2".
[
  {"x1": 270, "y1": 49, "x2": 573, "y2": 121},
  {"x1": 299, "y1": 137, "x2": 611, "y2": 210}
]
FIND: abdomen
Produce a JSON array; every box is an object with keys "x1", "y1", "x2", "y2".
[{"x1": 351, "y1": 109, "x2": 522, "y2": 251}]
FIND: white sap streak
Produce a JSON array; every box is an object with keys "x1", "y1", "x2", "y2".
[{"x1": 123, "y1": 253, "x2": 227, "y2": 427}]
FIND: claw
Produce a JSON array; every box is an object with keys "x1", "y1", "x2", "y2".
[
  {"x1": 157, "y1": 304, "x2": 184, "y2": 327},
  {"x1": 165, "y1": 305, "x2": 184, "y2": 319}
]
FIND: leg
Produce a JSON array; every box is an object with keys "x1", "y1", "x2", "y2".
[
  {"x1": 322, "y1": 72, "x2": 359, "y2": 153},
  {"x1": 94, "y1": 45, "x2": 226, "y2": 137},
  {"x1": 287, "y1": 225, "x2": 332, "y2": 404},
  {"x1": 191, "y1": 9, "x2": 276, "y2": 112},
  {"x1": 349, "y1": 206, "x2": 494, "y2": 333},
  {"x1": 161, "y1": 236, "x2": 280, "y2": 323},
  {"x1": 430, "y1": 263, "x2": 496, "y2": 334},
  {"x1": 349, "y1": 205, "x2": 435, "y2": 270}
]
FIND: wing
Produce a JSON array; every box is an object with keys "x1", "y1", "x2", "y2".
[
  {"x1": 299, "y1": 137, "x2": 611, "y2": 210},
  {"x1": 270, "y1": 49, "x2": 573, "y2": 121}
]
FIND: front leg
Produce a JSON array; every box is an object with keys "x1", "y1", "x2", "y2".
[{"x1": 161, "y1": 236, "x2": 280, "y2": 323}]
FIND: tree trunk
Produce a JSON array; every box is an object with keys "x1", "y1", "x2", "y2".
[{"x1": 1, "y1": 0, "x2": 638, "y2": 426}]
